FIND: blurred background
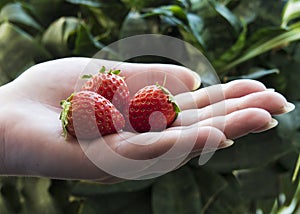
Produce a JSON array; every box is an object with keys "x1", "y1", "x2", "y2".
[{"x1": 0, "y1": 0, "x2": 300, "y2": 213}]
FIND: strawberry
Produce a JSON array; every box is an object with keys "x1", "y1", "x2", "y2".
[
  {"x1": 128, "y1": 84, "x2": 180, "y2": 132},
  {"x1": 60, "y1": 91, "x2": 125, "y2": 139},
  {"x1": 81, "y1": 66, "x2": 130, "y2": 113}
]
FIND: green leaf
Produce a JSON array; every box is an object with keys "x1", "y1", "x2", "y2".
[
  {"x1": 231, "y1": 0, "x2": 260, "y2": 24},
  {"x1": 0, "y1": 177, "x2": 61, "y2": 214},
  {"x1": 244, "y1": 27, "x2": 286, "y2": 51},
  {"x1": 42, "y1": 17, "x2": 80, "y2": 57},
  {"x1": 28, "y1": 0, "x2": 77, "y2": 27},
  {"x1": 233, "y1": 166, "x2": 292, "y2": 200},
  {"x1": 80, "y1": 191, "x2": 152, "y2": 214},
  {"x1": 0, "y1": 178, "x2": 23, "y2": 213},
  {"x1": 0, "y1": 2, "x2": 42, "y2": 31},
  {"x1": 152, "y1": 166, "x2": 202, "y2": 214},
  {"x1": 120, "y1": 11, "x2": 153, "y2": 38},
  {"x1": 65, "y1": 0, "x2": 102, "y2": 7},
  {"x1": 192, "y1": 167, "x2": 228, "y2": 213},
  {"x1": 121, "y1": 0, "x2": 172, "y2": 11},
  {"x1": 163, "y1": 5, "x2": 187, "y2": 21},
  {"x1": 278, "y1": 171, "x2": 299, "y2": 207},
  {"x1": 213, "y1": 21, "x2": 247, "y2": 70},
  {"x1": 223, "y1": 25, "x2": 300, "y2": 71},
  {"x1": 292, "y1": 154, "x2": 300, "y2": 182},
  {"x1": 208, "y1": 0, "x2": 241, "y2": 34},
  {"x1": 276, "y1": 175, "x2": 300, "y2": 214},
  {"x1": 71, "y1": 179, "x2": 155, "y2": 196},
  {"x1": 192, "y1": 169, "x2": 248, "y2": 214},
  {"x1": 0, "y1": 72, "x2": 9, "y2": 86},
  {"x1": 191, "y1": 130, "x2": 294, "y2": 173},
  {"x1": 0, "y1": 1, "x2": 11, "y2": 9},
  {"x1": 73, "y1": 22, "x2": 104, "y2": 56},
  {"x1": 186, "y1": 13, "x2": 206, "y2": 49},
  {"x1": 276, "y1": 102, "x2": 300, "y2": 146},
  {"x1": 18, "y1": 178, "x2": 60, "y2": 214},
  {"x1": 142, "y1": 6, "x2": 206, "y2": 50},
  {"x1": 0, "y1": 194, "x2": 12, "y2": 214},
  {"x1": 143, "y1": 5, "x2": 187, "y2": 24},
  {"x1": 224, "y1": 68, "x2": 280, "y2": 81},
  {"x1": 282, "y1": 0, "x2": 300, "y2": 28},
  {"x1": 0, "y1": 22, "x2": 49, "y2": 80}
]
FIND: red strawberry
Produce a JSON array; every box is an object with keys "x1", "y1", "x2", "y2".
[
  {"x1": 128, "y1": 84, "x2": 180, "y2": 132},
  {"x1": 81, "y1": 66, "x2": 130, "y2": 113},
  {"x1": 60, "y1": 91, "x2": 125, "y2": 139}
]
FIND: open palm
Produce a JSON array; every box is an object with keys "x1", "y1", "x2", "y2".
[{"x1": 0, "y1": 57, "x2": 294, "y2": 183}]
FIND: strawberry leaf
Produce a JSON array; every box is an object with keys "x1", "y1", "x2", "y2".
[
  {"x1": 99, "y1": 66, "x2": 106, "y2": 73},
  {"x1": 59, "y1": 94, "x2": 74, "y2": 139},
  {"x1": 81, "y1": 74, "x2": 93, "y2": 79},
  {"x1": 99, "y1": 66, "x2": 121, "y2": 75},
  {"x1": 172, "y1": 101, "x2": 181, "y2": 117},
  {"x1": 156, "y1": 83, "x2": 181, "y2": 116},
  {"x1": 110, "y1": 69, "x2": 121, "y2": 75}
]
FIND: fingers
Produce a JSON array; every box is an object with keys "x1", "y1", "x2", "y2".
[
  {"x1": 225, "y1": 91, "x2": 291, "y2": 115},
  {"x1": 176, "y1": 79, "x2": 267, "y2": 110},
  {"x1": 173, "y1": 91, "x2": 293, "y2": 127},
  {"x1": 107, "y1": 126, "x2": 227, "y2": 160},
  {"x1": 184, "y1": 108, "x2": 275, "y2": 139}
]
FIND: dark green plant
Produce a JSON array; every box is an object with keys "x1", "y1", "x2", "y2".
[{"x1": 0, "y1": 0, "x2": 299, "y2": 213}]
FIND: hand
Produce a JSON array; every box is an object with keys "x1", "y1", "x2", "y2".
[{"x1": 0, "y1": 57, "x2": 294, "y2": 183}]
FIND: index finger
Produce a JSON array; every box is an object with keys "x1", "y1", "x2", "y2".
[{"x1": 113, "y1": 62, "x2": 201, "y2": 95}]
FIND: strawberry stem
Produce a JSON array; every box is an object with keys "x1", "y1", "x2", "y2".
[{"x1": 162, "y1": 74, "x2": 167, "y2": 87}]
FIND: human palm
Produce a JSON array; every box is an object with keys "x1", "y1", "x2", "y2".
[{"x1": 0, "y1": 57, "x2": 294, "y2": 183}]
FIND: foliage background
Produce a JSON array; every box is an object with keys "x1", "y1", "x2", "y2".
[{"x1": 0, "y1": 0, "x2": 300, "y2": 213}]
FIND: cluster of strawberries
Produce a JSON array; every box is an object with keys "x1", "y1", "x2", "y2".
[{"x1": 60, "y1": 66, "x2": 180, "y2": 140}]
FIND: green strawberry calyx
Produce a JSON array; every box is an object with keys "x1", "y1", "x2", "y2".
[
  {"x1": 59, "y1": 93, "x2": 74, "y2": 138},
  {"x1": 81, "y1": 66, "x2": 121, "y2": 79},
  {"x1": 81, "y1": 74, "x2": 93, "y2": 79},
  {"x1": 101, "y1": 66, "x2": 121, "y2": 75},
  {"x1": 156, "y1": 83, "x2": 181, "y2": 117}
]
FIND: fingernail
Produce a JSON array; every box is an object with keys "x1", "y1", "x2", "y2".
[
  {"x1": 266, "y1": 88, "x2": 275, "y2": 92},
  {"x1": 198, "y1": 139, "x2": 234, "y2": 155},
  {"x1": 219, "y1": 139, "x2": 234, "y2": 149},
  {"x1": 282, "y1": 102, "x2": 295, "y2": 113},
  {"x1": 192, "y1": 72, "x2": 201, "y2": 90},
  {"x1": 252, "y1": 118, "x2": 278, "y2": 133}
]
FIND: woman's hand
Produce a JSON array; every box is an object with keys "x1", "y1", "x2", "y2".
[{"x1": 0, "y1": 57, "x2": 294, "y2": 183}]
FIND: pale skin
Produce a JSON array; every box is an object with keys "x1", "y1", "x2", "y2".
[{"x1": 0, "y1": 57, "x2": 295, "y2": 183}]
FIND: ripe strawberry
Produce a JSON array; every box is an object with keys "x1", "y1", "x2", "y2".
[
  {"x1": 60, "y1": 91, "x2": 125, "y2": 139},
  {"x1": 128, "y1": 84, "x2": 180, "y2": 132},
  {"x1": 81, "y1": 66, "x2": 130, "y2": 113}
]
